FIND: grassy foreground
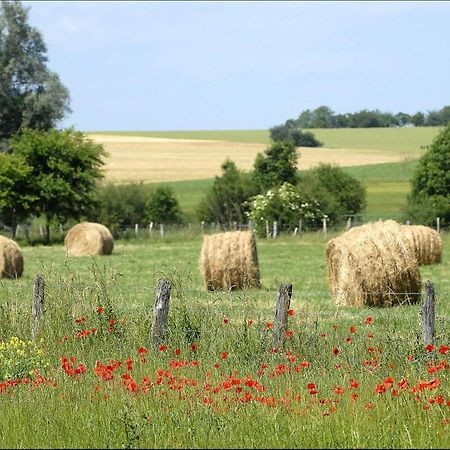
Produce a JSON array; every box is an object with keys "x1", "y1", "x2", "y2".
[{"x1": 0, "y1": 232, "x2": 449, "y2": 448}]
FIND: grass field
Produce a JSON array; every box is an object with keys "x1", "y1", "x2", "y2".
[{"x1": 0, "y1": 232, "x2": 449, "y2": 448}]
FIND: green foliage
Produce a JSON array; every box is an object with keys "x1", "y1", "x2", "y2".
[
  {"x1": 10, "y1": 128, "x2": 107, "y2": 242},
  {"x1": 253, "y1": 141, "x2": 299, "y2": 190},
  {"x1": 89, "y1": 182, "x2": 151, "y2": 232},
  {"x1": 269, "y1": 121, "x2": 323, "y2": 147},
  {"x1": 297, "y1": 163, "x2": 367, "y2": 224},
  {"x1": 197, "y1": 159, "x2": 258, "y2": 224},
  {"x1": 0, "y1": 1, "x2": 70, "y2": 150},
  {"x1": 146, "y1": 185, "x2": 183, "y2": 225},
  {"x1": 246, "y1": 182, "x2": 325, "y2": 235},
  {"x1": 0, "y1": 152, "x2": 36, "y2": 235},
  {"x1": 408, "y1": 123, "x2": 450, "y2": 227}
]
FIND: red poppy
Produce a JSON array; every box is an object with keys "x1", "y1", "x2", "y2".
[
  {"x1": 349, "y1": 325, "x2": 356, "y2": 334},
  {"x1": 159, "y1": 345, "x2": 167, "y2": 352},
  {"x1": 287, "y1": 309, "x2": 295, "y2": 316},
  {"x1": 439, "y1": 345, "x2": 450, "y2": 354},
  {"x1": 334, "y1": 386, "x2": 345, "y2": 395},
  {"x1": 137, "y1": 347, "x2": 148, "y2": 355},
  {"x1": 332, "y1": 347, "x2": 340, "y2": 356},
  {"x1": 223, "y1": 319, "x2": 230, "y2": 324},
  {"x1": 284, "y1": 330, "x2": 293, "y2": 337},
  {"x1": 307, "y1": 383, "x2": 316, "y2": 390},
  {"x1": 364, "y1": 316, "x2": 373, "y2": 325},
  {"x1": 190, "y1": 343, "x2": 198, "y2": 351},
  {"x1": 96, "y1": 307, "x2": 105, "y2": 314},
  {"x1": 266, "y1": 322, "x2": 273, "y2": 329},
  {"x1": 220, "y1": 352, "x2": 229, "y2": 359},
  {"x1": 425, "y1": 344, "x2": 435, "y2": 352},
  {"x1": 247, "y1": 320, "x2": 254, "y2": 326},
  {"x1": 75, "y1": 317, "x2": 87, "y2": 324}
]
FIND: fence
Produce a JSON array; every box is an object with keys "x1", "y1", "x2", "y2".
[
  {"x1": 29, "y1": 275, "x2": 440, "y2": 350},
  {"x1": 3, "y1": 214, "x2": 447, "y2": 243}
]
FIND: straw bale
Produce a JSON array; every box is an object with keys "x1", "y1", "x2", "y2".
[
  {"x1": 64, "y1": 222, "x2": 114, "y2": 257},
  {"x1": 0, "y1": 235, "x2": 24, "y2": 278},
  {"x1": 200, "y1": 230, "x2": 260, "y2": 291},
  {"x1": 401, "y1": 224, "x2": 443, "y2": 265},
  {"x1": 326, "y1": 220, "x2": 421, "y2": 307}
]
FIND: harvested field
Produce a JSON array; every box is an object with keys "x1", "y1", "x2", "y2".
[{"x1": 88, "y1": 134, "x2": 409, "y2": 184}]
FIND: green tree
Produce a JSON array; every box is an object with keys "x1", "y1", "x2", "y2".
[
  {"x1": 253, "y1": 141, "x2": 299, "y2": 190},
  {"x1": 0, "y1": 1, "x2": 70, "y2": 151},
  {"x1": 0, "y1": 152, "x2": 36, "y2": 237},
  {"x1": 146, "y1": 185, "x2": 183, "y2": 225},
  {"x1": 310, "y1": 105, "x2": 336, "y2": 128},
  {"x1": 408, "y1": 123, "x2": 450, "y2": 227},
  {"x1": 297, "y1": 163, "x2": 366, "y2": 224},
  {"x1": 10, "y1": 128, "x2": 107, "y2": 243},
  {"x1": 197, "y1": 159, "x2": 258, "y2": 225}
]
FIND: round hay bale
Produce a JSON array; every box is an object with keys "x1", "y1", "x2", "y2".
[
  {"x1": 200, "y1": 230, "x2": 260, "y2": 291},
  {"x1": 64, "y1": 222, "x2": 114, "y2": 257},
  {"x1": 401, "y1": 224, "x2": 443, "y2": 265},
  {"x1": 0, "y1": 235, "x2": 24, "y2": 278},
  {"x1": 326, "y1": 220, "x2": 421, "y2": 307}
]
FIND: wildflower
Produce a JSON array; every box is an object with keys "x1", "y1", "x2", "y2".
[
  {"x1": 287, "y1": 309, "x2": 295, "y2": 316},
  {"x1": 349, "y1": 325, "x2": 356, "y2": 334},
  {"x1": 284, "y1": 330, "x2": 293, "y2": 338},
  {"x1": 159, "y1": 345, "x2": 167, "y2": 352},
  {"x1": 223, "y1": 319, "x2": 230, "y2": 324},
  {"x1": 334, "y1": 386, "x2": 345, "y2": 395},
  {"x1": 96, "y1": 307, "x2": 105, "y2": 314},
  {"x1": 307, "y1": 383, "x2": 316, "y2": 390},
  {"x1": 137, "y1": 347, "x2": 148, "y2": 355},
  {"x1": 75, "y1": 316, "x2": 87, "y2": 323},
  {"x1": 266, "y1": 322, "x2": 273, "y2": 329},
  {"x1": 364, "y1": 316, "x2": 373, "y2": 325},
  {"x1": 439, "y1": 345, "x2": 450, "y2": 355},
  {"x1": 175, "y1": 348, "x2": 181, "y2": 356},
  {"x1": 332, "y1": 347, "x2": 339, "y2": 356},
  {"x1": 247, "y1": 320, "x2": 254, "y2": 326},
  {"x1": 190, "y1": 343, "x2": 198, "y2": 352},
  {"x1": 426, "y1": 344, "x2": 435, "y2": 352},
  {"x1": 220, "y1": 352, "x2": 229, "y2": 360}
]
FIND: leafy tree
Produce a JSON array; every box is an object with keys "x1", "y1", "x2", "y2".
[
  {"x1": 0, "y1": 0, "x2": 70, "y2": 151},
  {"x1": 411, "y1": 111, "x2": 425, "y2": 127},
  {"x1": 297, "y1": 163, "x2": 366, "y2": 224},
  {"x1": 90, "y1": 182, "x2": 151, "y2": 233},
  {"x1": 407, "y1": 123, "x2": 450, "y2": 227},
  {"x1": 289, "y1": 129, "x2": 323, "y2": 147},
  {"x1": 253, "y1": 141, "x2": 299, "y2": 190},
  {"x1": 197, "y1": 159, "x2": 258, "y2": 225},
  {"x1": 10, "y1": 128, "x2": 106, "y2": 243},
  {"x1": 310, "y1": 105, "x2": 336, "y2": 128},
  {"x1": 146, "y1": 185, "x2": 183, "y2": 225},
  {"x1": 0, "y1": 152, "x2": 36, "y2": 237}
]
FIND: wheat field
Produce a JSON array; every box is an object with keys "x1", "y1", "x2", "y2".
[{"x1": 89, "y1": 134, "x2": 414, "y2": 183}]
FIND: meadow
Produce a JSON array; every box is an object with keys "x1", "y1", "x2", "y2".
[{"x1": 0, "y1": 231, "x2": 449, "y2": 448}]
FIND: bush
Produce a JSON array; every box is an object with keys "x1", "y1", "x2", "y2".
[
  {"x1": 146, "y1": 186, "x2": 183, "y2": 225},
  {"x1": 197, "y1": 159, "x2": 258, "y2": 225},
  {"x1": 297, "y1": 164, "x2": 366, "y2": 225},
  {"x1": 246, "y1": 182, "x2": 326, "y2": 236},
  {"x1": 407, "y1": 123, "x2": 450, "y2": 227},
  {"x1": 269, "y1": 123, "x2": 322, "y2": 147}
]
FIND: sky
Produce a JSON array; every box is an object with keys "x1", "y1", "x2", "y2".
[{"x1": 22, "y1": 1, "x2": 450, "y2": 132}]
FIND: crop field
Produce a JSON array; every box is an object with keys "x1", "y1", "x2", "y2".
[
  {"x1": 88, "y1": 127, "x2": 441, "y2": 184},
  {"x1": 0, "y1": 232, "x2": 449, "y2": 448}
]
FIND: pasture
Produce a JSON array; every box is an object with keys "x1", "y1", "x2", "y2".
[{"x1": 0, "y1": 231, "x2": 449, "y2": 448}]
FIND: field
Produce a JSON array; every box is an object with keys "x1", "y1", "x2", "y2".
[{"x1": 0, "y1": 231, "x2": 449, "y2": 448}]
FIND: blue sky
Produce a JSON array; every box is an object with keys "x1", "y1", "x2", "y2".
[{"x1": 23, "y1": 1, "x2": 450, "y2": 131}]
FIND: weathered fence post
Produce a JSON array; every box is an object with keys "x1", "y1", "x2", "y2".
[
  {"x1": 32, "y1": 274, "x2": 45, "y2": 342},
  {"x1": 421, "y1": 280, "x2": 436, "y2": 346},
  {"x1": 322, "y1": 218, "x2": 327, "y2": 235},
  {"x1": 135, "y1": 223, "x2": 139, "y2": 236},
  {"x1": 273, "y1": 221, "x2": 278, "y2": 239},
  {"x1": 293, "y1": 227, "x2": 298, "y2": 236},
  {"x1": 346, "y1": 217, "x2": 352, "y2": 230},
  {"x1": 160, "y1": 223, "x2": 164, "y2": 237},
  {"x1": 299, "y1": 219, "x2": 303, "y2": 234},
  {"x1": 273, "y1": 283, "x2": 293, "y2": 349},
  {"x1": 265, "y1": 220, "x2": 270, "y2": 239},
  {"x1": 150, "y1": 279, "x2": 172, "y2": 346},
  {"x1": 436, "y1": 217, "x2": 440, "y2": 232}
]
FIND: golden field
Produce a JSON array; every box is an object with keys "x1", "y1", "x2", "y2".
[{"x1": 89, "y1": 134, "x2": 415, "y2": 184}]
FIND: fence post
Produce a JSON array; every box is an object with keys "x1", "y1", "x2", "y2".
[
  {"x1": 346, "y1": 217, "x2": 352, "y2": 230},
  {"x1": 293, "y1": 227, "x2": 298, "y2": 236},
  {"x1": 265, "y1": 220, "x2": 270, "y2": 239},
  {"x1": 436, "y1": 217, "x2": 440, "y2": 232},
  {"x1": 160, "y1": 223, "x2": 164, "y2": 237},
  {"x1": 135, "y1": 223, "x2": 139, "y2": 236},
  {"x1": 201, "y1": 221, "x2": 205, "y2": 232},
  {"x1": 149, "y1": 222, "x2": 153, "y2": 235},
  {"x1": 32, "y1": 274, "x2": 45, "y2": 342},
  {"x1": 273, "y1": 221, "x2": 278, "y2": 239},
  {"x1": 273, "y1": 283, "x2": 293, "y2": 349},
  {"x1": 322, "y1": 218, "x2": 327, "y2": 235},
  {"x1": 421, "y1": 280, "x2": 436, "y2": 346},
  {"x1": 299, "y1": 219, "x2": 302, "y2": 234},
  {"x1": 150, "y1": 279, "x2": 172, "y2": 347}
]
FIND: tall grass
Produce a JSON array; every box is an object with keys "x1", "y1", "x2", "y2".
[{"x1": 0, "y1": 233, "x2": 449, "y2": 448}]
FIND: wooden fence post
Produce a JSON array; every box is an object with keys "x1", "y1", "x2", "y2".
[
  {"x1": 273, "y1": 283, "x2": 293, "y2": 349},
  {"x1": 135, "y1": 223, "x2": 139, "y2": 236},
  {"x1": 32, "y1": 274, "x2": 45, "y2": 342},
  {"x1": 150, "y1": 279, "x2": 172, "y2": 346},
  {"x1": 265, "y1": 220, "x2": 270, "y2": 239},
  {"x1": 421, "y1": 280, "x2": 436, "y2": 346},
  {"x1": 273, "y1": 221, "x2": 278, "y2": 239},
  {"x1": 436, "y1": 217, "x2": 440, "y2": 232},
  {"x1": 346, "y1": 217, "x2": 352, "y2": 230},
  {"x1": 322, "y1": 218, "x2": 327, "y2": 235},
  {"x1": 160, "y1": 223, "x2": 164, "y2": 237},
  {"x1": 299, "y1": 219, "x2": 303, "y2": 234}
]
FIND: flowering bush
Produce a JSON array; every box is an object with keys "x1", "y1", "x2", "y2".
[
  {"x1": 0, "y1": 336, "x2": 48, "y2": 381},
  {"x1": 246, "y1": 182, "x2": 326, "y2": 235}
]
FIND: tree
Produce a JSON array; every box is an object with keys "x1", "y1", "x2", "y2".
[
  {"x1": 10, "y1": 128, "x2": 107, "y2": 243},
  {"x1": 197, "y1": 159, "x2": 258, "y2": 225},
  {"x1": 0, "y1": 1, "x2": 70, "y2": 151},
  {"x1": 146, "y1": 185, "x2": 183, "y2": 225},
  {"x1": 297, "y1": 163, "x2": 366, "y2": 224},
  {"x1": 253, "y1": 141, "x2": 299, "y2": 190},
  {"x1": 407, "y1": 123, "x2": 450, "y2": 227},
  {"x1": 411, "y1": 111, "x2": 425, "y2": 127},
  {"x1": 0, "y1": 152, "x2": 36, "y2": 237},
  {"x1": 310, "y1": 105, "x2": 336, "y2": 128}
]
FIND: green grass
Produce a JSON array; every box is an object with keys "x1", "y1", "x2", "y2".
[
  {"x1": 88, "y1": 126, "x2": 442, "y2": 154},
  {"x1": 0, "y1": 233, "x2": 449, "y2": 448}
]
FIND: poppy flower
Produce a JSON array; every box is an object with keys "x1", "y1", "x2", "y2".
[
  {"x1": 287, "y1": 309, "x2": 295, "y2": 316},
  {"x1": 364, "y1": 316, "x2": 373, "y2": 325},
  {"x1": 96, "y1": 307, "x2": 105, "y2": 314},
  {"x1": 220, "y1": 352, "x2": 229, "y2": 360},
  {"x1": 332, "y1": 347, "x2": 339, "y2": 356}
]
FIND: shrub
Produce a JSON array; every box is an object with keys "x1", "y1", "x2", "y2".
[
  {"x1": 407, "y1": 123, "x2": 450, "y2": 227},
  {"x1": 246, "y1": 182, "x2": 325, "y2": 236},
  {"x1": 146, "y1": 186, "x2": 183, "y2": 225},
  {"x1": 297, "y1": 164, "x2": 366, "y2": 225}
]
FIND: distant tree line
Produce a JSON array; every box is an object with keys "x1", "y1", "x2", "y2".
[{"x1": 273, "y1": 105, "x2": 450, "y2": 131}]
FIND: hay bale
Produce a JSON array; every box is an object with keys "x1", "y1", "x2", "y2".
[
  {"x1": 64, "y1": 222, "x2": 114, "y2": 257},
  {"x1": 326, "y1": 220, "x2": 421, "y2": 307},
  {"x1": 200, "y1": 230, "x2": 260, "y2": 291},
  {"x1": 0, "y1": 235, "x2": 24, "y2": 278},
  {"x1": 401, "y1": 224, "x2": 443, "y2": 265}
]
